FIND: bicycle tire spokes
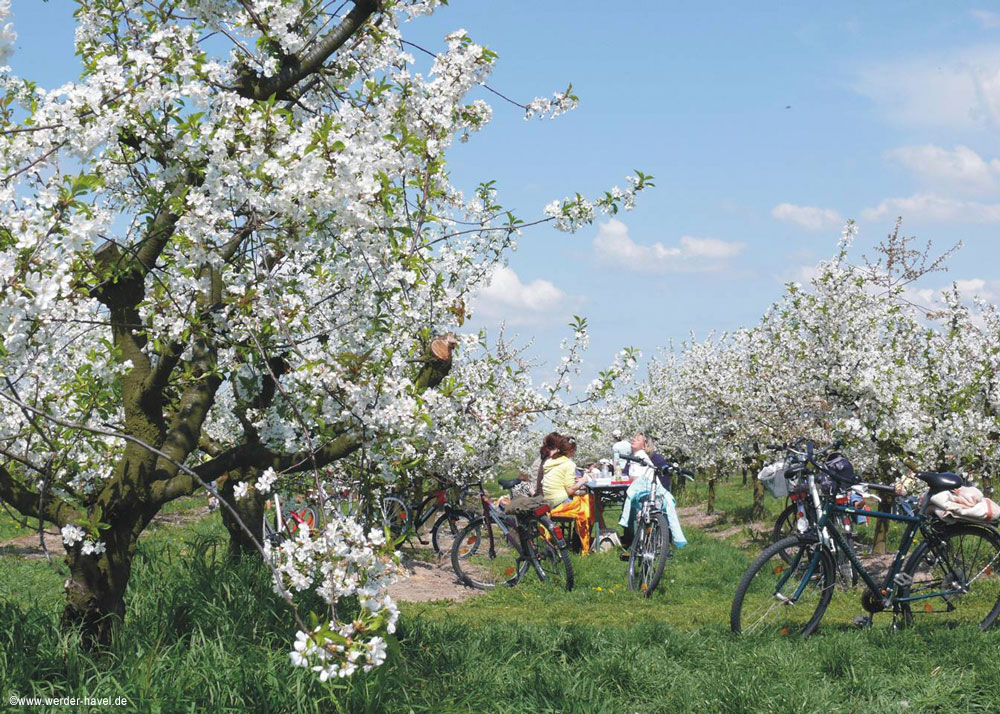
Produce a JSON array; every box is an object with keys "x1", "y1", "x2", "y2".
[
  {"x1": 732, "y1": 537, "x2": 835, "y2": 636},
  {"x1": 902, "y1": 526, "x2": 1000, "y2": 629}
]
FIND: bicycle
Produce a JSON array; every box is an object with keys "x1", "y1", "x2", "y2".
[
  {"x1": 771, "y1": 475, "x2": 878, "y2": 588},
  {"x1": 318, "y1": 476, "x2": 473, "y2": 556},
  {"x1": 381, "y1": 478, "x2": 475, "y2": 556},
  {"x1": 619, "y1": 453, "x2": 693, "y2": 597},
  {"x1": 731, "y1": 439, "x2": 1000, "y2": 635},
  {"x1": 262, "y1": 492, "x2": 318, "y2": 548},
  {"x1": 451, "y1": 477, "x2": 574, "y2": 591}
]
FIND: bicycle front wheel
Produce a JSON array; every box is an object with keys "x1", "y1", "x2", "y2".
[
  {"x1": 451, "y1": 516, "x2": 527, "y2": 589},
  {"x1": 627, "y1": 512, "x2": 669, "y2": 596},
  {"x1": 900, "y1": 524, "x2": 1000, "y2": 630},
  {"x1": 431, "y1": 509, "x2": 474, "y2": 557},
  {"x1": 731, "y1": 534, "x2": 835, "y2": 636}
]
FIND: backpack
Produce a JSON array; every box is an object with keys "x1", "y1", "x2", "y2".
[{"x1": 823, "y1": 454, "x2": 859, "y2": 488}]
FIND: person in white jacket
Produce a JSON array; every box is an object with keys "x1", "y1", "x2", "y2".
[{"x1": 618, "y1": 434, "x2": 687, "y2": 550}]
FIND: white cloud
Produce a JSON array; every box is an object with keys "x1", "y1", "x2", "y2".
[
  {"x1": 473, "y1": 266, "x2": 576, "y2": 325},
  {"x1": 771, "y1": 203, "x2": 844, "y2": 232},
  {"x1": 971, "y1": 10, "x2": 1000, "y2": 29},
  {"x1": 862, "y1": 193, "x2": 1000, "y2": 222},
  {"x1": 854, "y1": 46, "x2": 1000, "y2": 131},
  {"x1": 592, "y1": 219, "x2": 744, "y2": 274},
  {"x1": 886, "y1": 144, "x2": 1000, "y2": 193}
]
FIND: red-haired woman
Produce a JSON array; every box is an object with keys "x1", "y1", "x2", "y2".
[{"x1": 541, "y1": 434, "x2": 593, "y2": 553}]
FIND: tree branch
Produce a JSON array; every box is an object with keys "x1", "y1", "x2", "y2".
[
  {"x1": 0, "y1": 463, "x2": 80, "y2": 526},
  {"x1": 235, "y1": 0, "x2": 379, "y2": 101}
]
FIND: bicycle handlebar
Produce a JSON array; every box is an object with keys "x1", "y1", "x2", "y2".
[{"x1": 620, "y1": 453, "x2": 695, "y2": 479}]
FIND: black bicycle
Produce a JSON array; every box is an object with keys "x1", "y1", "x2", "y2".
[
  {"x1": 731, "y1": 439, "x2": 1000, "y2": 635},
  {"x1": 451, "y1": 477, "x2": 574, "y2": 591},
  {"x1": 619, "y1": 453, "x2": 693, "y2": 597},
  {"x1": 381, "y1": 478, "x2": 475, "y2": 556}
]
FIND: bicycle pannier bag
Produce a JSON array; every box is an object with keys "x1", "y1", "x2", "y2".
[{"x1": 506, "y1": 494, "x2": 546, "y2": 515}]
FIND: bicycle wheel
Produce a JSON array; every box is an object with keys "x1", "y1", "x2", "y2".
[
  {"x1": 451, "y1": 516, "x2": 527, "y2": 589},
  {"x1": 772, "y1": 503, "x2": 798, "y2": 544},
  {"x1": 900, "y1": 524, "x2": 1000, "y2": 630},
  {"x1": 627, "y1": 512, "x2": 669, "y2": 596},
  {"x1": 431, "y1": 509, "x2": 474, "y2": 557},
  {"x1": 532, "y1": 521, "x2": 574, "y2": 591},
  {"x1": 382, "y1": 496, "x2": 409, "y2": 541},
  {"x1": 283, "y1": 506, "x2": 318, "y2": 537},
  {"x1": 731, "y1": 534, "x2": 835, "y2": 636}
]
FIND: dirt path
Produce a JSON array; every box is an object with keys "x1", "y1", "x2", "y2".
[
  {"x1": 388, "y1": 555, "x2": 482, "y2": 603},
  {"x1": 0, "y1": 506, "x2": 211, "y2": 559},
  {"x1": 676, "y1": 505, "x2": 772, "y2": 543}
]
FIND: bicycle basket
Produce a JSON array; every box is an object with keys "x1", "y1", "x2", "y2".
[{"x1": 758, "y1": 461, "x2": 789, "y2": 498}]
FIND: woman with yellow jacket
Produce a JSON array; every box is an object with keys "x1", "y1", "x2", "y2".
[{"x1": 541, "y1": 434, "x2": 593, "y2": 553}]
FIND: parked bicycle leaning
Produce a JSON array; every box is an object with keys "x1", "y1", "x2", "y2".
[{"x1": 732, "y1": 439, "x2": 1000, "y2": 635}]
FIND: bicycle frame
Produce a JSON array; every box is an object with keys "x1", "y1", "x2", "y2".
[
  {"x1": 470, "y1": 480, "x2": 569, "y2": 583},
  {"x1": 792, "y1": 473, "x2": 971, "y2": 611}
]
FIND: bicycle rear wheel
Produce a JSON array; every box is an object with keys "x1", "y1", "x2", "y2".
[
  {"x1": 532, "y1": 521, "x2": 574, "y2": 591},
  {"x1": 382, "y1": 496, "x2": 409, "y2": 541},
  {"x1": 900, "y1": 524, "x2": 1000, "y2": 630},
  {"x1": 627, "y1": 512, "x2": 669, "y2": 596},
  {"x1": 451, "y1": 516, "x2": 527, "y2": 589},
  {"x1": 731, "y1": 534, "x2": 835, "y2": 636},
  {"x1": 772, "y1": 502, "x2": 798, "y2": 544},
  {"x1": 431, "y1": 509, "x2": 474, "y2": 557}
]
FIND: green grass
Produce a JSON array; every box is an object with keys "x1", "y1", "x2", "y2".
[{"x1": 2, "y1": 480, "x2": 1000, "y2": 712}]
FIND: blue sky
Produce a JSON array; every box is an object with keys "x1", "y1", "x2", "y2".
[{"x1": 10, "y1": 2, "x2": 1000, "y2": 387}]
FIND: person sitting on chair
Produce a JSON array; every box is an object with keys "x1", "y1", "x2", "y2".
[
  {"x1": 541, "y1": 434, "x2": 593, "y2": 553},
  {"x1": 617, "y1": 434, "x2": 687, "y2": 552},
  {"x1": 645, "y1": 438, "x2": 687, "y2": 550}
]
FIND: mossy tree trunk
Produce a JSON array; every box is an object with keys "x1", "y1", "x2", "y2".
[{"x1": 219, "y1": 470, "x2": 266, "y2": 560}]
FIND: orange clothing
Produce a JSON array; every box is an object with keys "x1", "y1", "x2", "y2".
[{"x1": 550, "y1": 495, "x2": 594, "y2": 554}]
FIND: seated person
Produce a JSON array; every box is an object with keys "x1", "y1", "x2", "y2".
[
  {"x1": 618, "y1": 434, "x2": 687, "y2": 550},
  {"x1": 541, "y1": 434, "x2": 593, "y2": 553},
  {"x1": 611, "y1": 429, "x2": 632, "y2": 476}
]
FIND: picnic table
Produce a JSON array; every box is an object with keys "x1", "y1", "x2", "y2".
[{"x1": 584, "y1": 479, "x2": 632, "y2": 552}]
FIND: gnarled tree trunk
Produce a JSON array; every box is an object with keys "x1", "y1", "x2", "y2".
[
  {"x1": 62, "y1": 517, "x2": 144, "y2": 647},
  {"x1": 219, "y1": 472, "x2": 266, "y2": 560}
]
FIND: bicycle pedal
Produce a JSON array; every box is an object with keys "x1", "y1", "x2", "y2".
[
  {"x1": 853, "y1": 615, "x2": 872, "y2": 629},
  {"x1": 893, "y1": 572, "x2": 913, "y2": 587}
]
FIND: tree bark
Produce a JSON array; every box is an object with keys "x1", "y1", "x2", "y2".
[
  {"x1": 62, "y1": 525, "x2": 139, "y2": 648},
  {"x1": 219, "y1": 473, "x2": 266, "y2": 560},
  {"x1": 751, "y1": 471, "x2": 765, "y2": 520},
  {"x1": 706, "y1": 471, "x2": 717, "y2": 516}
]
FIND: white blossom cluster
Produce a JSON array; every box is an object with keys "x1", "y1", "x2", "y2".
[
  {"x1": 266, "y1": 513, "x2": 404, "y2": 680},
  {"x1": 619, "y1": 223, "x2": 1000, "y2": 485}
]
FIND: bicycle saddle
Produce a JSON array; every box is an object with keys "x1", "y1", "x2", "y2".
[
  {"x1": 915, "y1": 471, "x2": 963, "y2": 494},
  {"x1": 498, "y1": 477, "x2": 521, "y2": 490}
]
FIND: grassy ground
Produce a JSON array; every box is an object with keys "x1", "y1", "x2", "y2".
[{"x1": 2, "y1": 481, "x2": 1000, "y2": 712}]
